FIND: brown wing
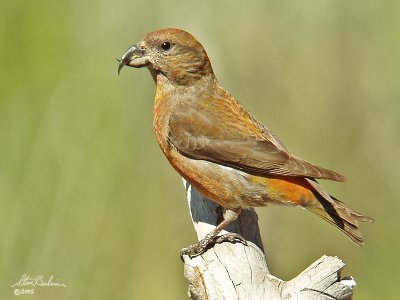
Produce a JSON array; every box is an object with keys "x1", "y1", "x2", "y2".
[{"x1": 167, "y1": 97, "x2": 346, "y2": 182}]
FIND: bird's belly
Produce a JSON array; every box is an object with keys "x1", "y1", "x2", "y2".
[{"x1": 167, "y1": 148, "x2": 314, "y2": 209}]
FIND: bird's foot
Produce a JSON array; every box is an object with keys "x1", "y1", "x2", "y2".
[
  {"x1": 180, "y1": 241, "x2": 210, "y2": 261},
  {"x1": 214, "y1": 232, "x2": 247, "y2": 246},
  {"x1": 180, "y1": 232, "x2": 247, "y2": 261}
]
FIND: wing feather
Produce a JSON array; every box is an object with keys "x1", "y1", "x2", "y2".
[{"x1": 168, "y1": 97, "x2": 345, "y2": 182}]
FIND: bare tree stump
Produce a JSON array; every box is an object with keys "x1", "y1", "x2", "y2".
[{"x1": 182, "y1": 180, "x2": 355, "y2": 300}]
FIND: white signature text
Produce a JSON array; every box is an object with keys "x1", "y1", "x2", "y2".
[{"x1": 11, "y1": 274, "x2": 67, "y2": 288}]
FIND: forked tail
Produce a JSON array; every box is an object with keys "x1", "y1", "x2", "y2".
[{"x1": 306, "y1": 179, "x2": 374, "y2": 245}]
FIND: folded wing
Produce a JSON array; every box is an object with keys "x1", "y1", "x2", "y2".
[{"x1": 168, "y1": 101, "x2": 345, "y2": 182}]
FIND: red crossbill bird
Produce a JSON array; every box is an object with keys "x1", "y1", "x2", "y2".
[{"x1": 118, "y1": 28, "x2": 374, "y2": 258}]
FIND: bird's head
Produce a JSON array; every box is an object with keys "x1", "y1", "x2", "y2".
[{"x1": 118, "y1": 28, "x2": 214, "y2": 85}]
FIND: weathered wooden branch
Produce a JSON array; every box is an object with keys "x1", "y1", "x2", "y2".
[{"x1": 182, "y1": 180, "x2": 355, "y2": 300}]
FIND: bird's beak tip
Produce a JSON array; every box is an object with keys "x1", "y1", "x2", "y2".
[
  {"x1": 117, "y1": 63, "x2": 124, "y2": 75},
  {"x1": 117, "y1": 44, "x2": 149, "y2": 75},
  {"x1": 116, "y1": 58, "x2": 123, "y2": 75}
]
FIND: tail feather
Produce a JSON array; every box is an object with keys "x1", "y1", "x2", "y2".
[
  {"x1": 331, "y1": 196, "x2": 375, "y2": 223},
  {"x1": 306, "y1": 179, "x2": 374, "y2": 246}
]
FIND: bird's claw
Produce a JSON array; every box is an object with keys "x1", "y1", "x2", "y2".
[
  {"x1": 180, "y1": 243, "x2": 205, "y2": 261},
  {"x1": 214, "y1": 232, "x2": 247, "y2": 246},
  {"x1": 180, "y1": 232, "x2": 247, "y2": 261},
  {"x1": 180, "y1": 235, "x2": 215, "y2": 261}
]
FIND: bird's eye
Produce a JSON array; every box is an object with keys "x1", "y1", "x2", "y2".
[{"x1": 161, "y1": 42, "x2": 171, "y2": 51}]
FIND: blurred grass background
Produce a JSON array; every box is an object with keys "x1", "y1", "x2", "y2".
[{"x1": 0, "y1": 0, "x2": 399, "y2": 299}]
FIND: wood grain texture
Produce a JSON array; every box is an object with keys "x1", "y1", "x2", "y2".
[{"x1": 182, "y1": 179, "x2": 355, "y2": 300}]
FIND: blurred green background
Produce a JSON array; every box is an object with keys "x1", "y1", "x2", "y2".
[{"x1": 0, "y1": 0, "x2": 398, "y2": 299}]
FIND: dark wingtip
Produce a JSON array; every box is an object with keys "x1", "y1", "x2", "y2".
[
  {"x1": 319, "y1": 167, "x2": 347, "y2": 182},
  {"x1": 336, "y1": 173, "x2": 347, "y2": 182}
]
